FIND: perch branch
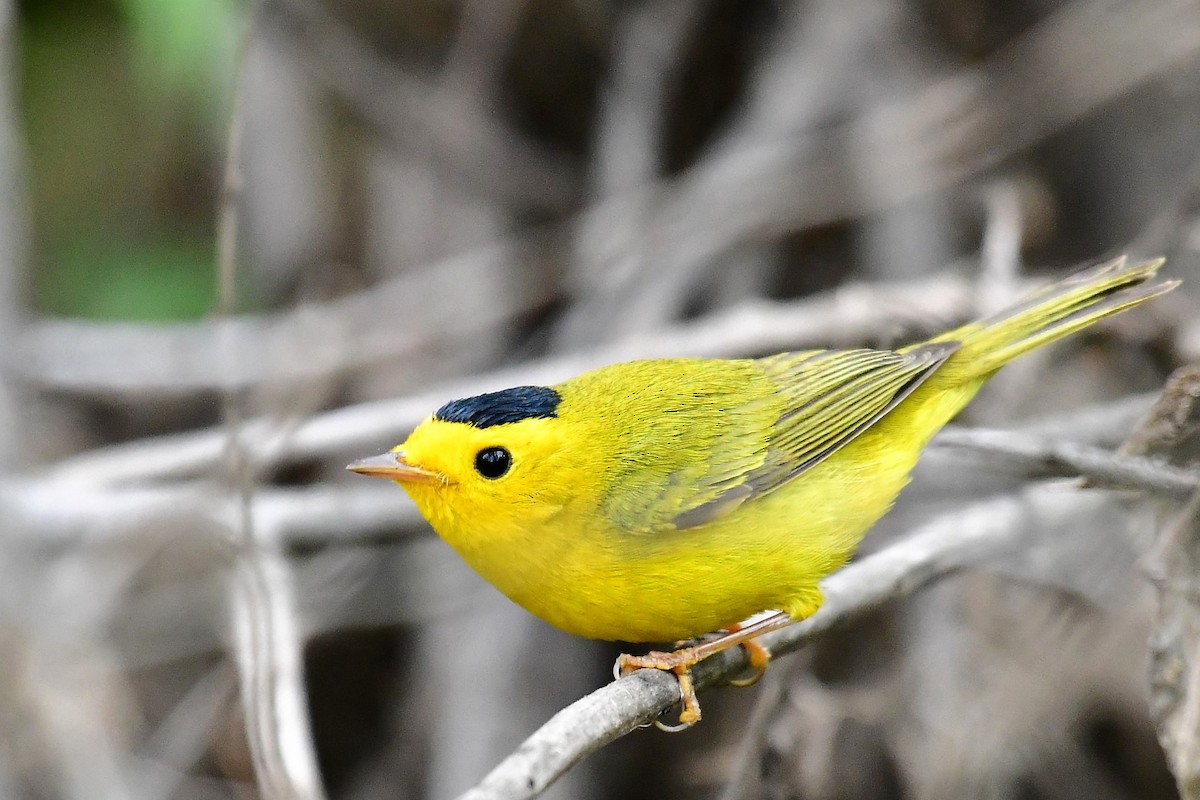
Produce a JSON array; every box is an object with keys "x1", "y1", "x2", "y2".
[{"x1": 456, "y1": 486, "x2": 1111, "y2": 800}]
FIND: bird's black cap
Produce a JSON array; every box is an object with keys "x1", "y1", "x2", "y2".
[{"x1": 433, "y1": 385, "x2": 562, "y2": 428}]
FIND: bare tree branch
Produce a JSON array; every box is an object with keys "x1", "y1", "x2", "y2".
[
  {"x1": 1148, "y1": 490, "x2": 1200, "y2": 800},
  {"x1": 439, "y1": 0, "x2": 525, "y2": 102},
  {"x1": 978, "y1": 180, "x2": 1024, "y2": 315},
  {"x1": 229, "y1": 539, "x2": 326, "y2": 800},
  {"x1": 564, "y1": 0, "x2": 1200, "y2": 310},
  {"x1": 5, "y1": 479, "x2": 420, "y2": 548},
  {"x1": 15, "y1": 0, "x2": 1200, "y2": 399},
  {"x1": 1119, "y1": 364, "x2": 1200, "y2": 462},
  {"x1": 557, "y1": 0, "x2": 710, "y2": 346},
  {"x1": 12, "y1": 239, "x2": 543, "y2": 395},
  {"x1": 136, "y1": 666, "x2": 237, "y2": 800},
  {"x1": 1125, "y1": 366, "x2": 1200, "y2": 798},
  {"x1": 934, "y1": 426, "x2": 1200, "y2": 498}
]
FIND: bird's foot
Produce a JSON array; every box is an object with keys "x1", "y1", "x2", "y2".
[
  {"x1": 613, "y1": 631, "x2": 775, "y2": 731},
  {"x1": 615, "y1": 649, "x2": 704, "y2": 731},
  {"x1": 727, "y1": 634, "x2": 771, "y2": 687}
]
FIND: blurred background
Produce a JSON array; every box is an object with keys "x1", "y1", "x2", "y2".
[{"x1": 4, "y1": 0, "x2": 1200, "y2": 798}]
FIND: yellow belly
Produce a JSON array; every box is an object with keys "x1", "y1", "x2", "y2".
[{"x1": 504, "y1": 433, "x2": 918, "y2": 642}]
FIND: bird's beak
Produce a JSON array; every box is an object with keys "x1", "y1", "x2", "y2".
[{"x1": 346, "y1": 451, "x2": 442, "y2": 484}]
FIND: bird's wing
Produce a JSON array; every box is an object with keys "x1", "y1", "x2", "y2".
[{"x1": 668, "y1": 342, "x2": 957, "y2": 530}]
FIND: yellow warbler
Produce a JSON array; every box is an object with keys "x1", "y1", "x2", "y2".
[{"x1": 349, "y1": 256, "x2": 1174, "y2": 729}]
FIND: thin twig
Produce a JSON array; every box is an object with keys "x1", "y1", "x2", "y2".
[
  {"x1": 558, "y1": 0, "x2": 708, "y2": 346},
  {"x1": 1114, "y1": 364, "x2": 1200, "y2": 797},
  {"x1": 217, "y1": 9, "x2": 326, "y2": 799},
  {"x1": 261, "y1": 0, "x2": 575, "y2": 210},
  {"x1": 933, "y1": 426, "x2": 1200, "y2": 498},
  {"x1": 978, "y1": 181, "x2": 1024, "y2": 315},
  {"x1": 439, "y1": 0, "x2": 525, "y2": 102},
  {"x1": 716, "y1": 668, "x2": 788, "y2": 800},
  {"x1": 1119, "y1": 365, "x2": 1200, "y2": 460},
  {"x1": 137, "y1": 665, "x2": 238, "y2": 800},
  {"x1": 0, "y1": 0, "x2": 23, "y2": 467}
]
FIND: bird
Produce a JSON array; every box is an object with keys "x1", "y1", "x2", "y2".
[{"x1": 348, "y1": 256, "x2": 1175, "y2": 729}]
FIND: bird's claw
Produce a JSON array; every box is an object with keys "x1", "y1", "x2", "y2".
[
  {"x1": 727, "y1": 637, "x2": 771, "y2": 687},
  {"x1": 614, "y1": 650, "x2": 703, "y2": 732},
  {"x1": 612, "y1": 629, "x2": 777, "y2": 732}
]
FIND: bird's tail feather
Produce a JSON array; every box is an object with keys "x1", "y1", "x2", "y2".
[{"x1": 926, "y1": 256, "x2": 1175, "y2": 379}]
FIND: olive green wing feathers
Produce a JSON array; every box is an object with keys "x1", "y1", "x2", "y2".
[
  {"x1": 588, "y1": 345, "x2": 955, "y2": 533},
  {"x1": 664, "y1": 343, "x2": 957, "y2": 530},
  {"x1": 742, "y1": 343, "x2": 958, "y2": 496},
  {"x1": 583, "y1": 358, "x2": 781, "y2": 533}
]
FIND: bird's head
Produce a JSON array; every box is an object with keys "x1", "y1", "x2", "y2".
[{"x1": 347, "y1": 385, "x2": 579, "y2": 548}]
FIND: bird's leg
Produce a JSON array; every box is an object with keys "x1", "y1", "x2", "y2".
[
  {"x1": 724, "y1": 620, "x2": 772, "y2": 688},
  {"x1": 615, "y1": 611, "x2": 795, "y2": 730}
]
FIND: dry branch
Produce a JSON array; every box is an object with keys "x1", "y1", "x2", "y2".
[
  {"x1": 13, "y1": 240, "x2": 543, "y2": 394},
  {"x1": 564, "y1": 0, "x2": 1200, "y2": 306},
  {"x1": 1120, "y1": 364, "x2": 1200, "y2": 462},
  {"x1": 230, "y1": 542, "x2": 326, "y2": 800},
  {"x1": 1, "y1": 479, "x2": 414, "y2": 546},
  {"x1": 1138, "y1": 366, "x2": 1200, "y2": 798},
  {"x1": 1149, "y1": 491, "x2": 1200, "y2": 799},
  {"x1": 934, "y1": 426, "x2": 1199, "y2": 498}
]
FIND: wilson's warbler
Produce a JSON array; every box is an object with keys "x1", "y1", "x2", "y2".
[{"x1": 349, "y1": 256, "x2": 1174, "y2": 729}]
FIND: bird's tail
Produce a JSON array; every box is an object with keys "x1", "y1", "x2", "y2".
[{"x1": 924, "y1": 256, "x2": 1176, "y2": 380}]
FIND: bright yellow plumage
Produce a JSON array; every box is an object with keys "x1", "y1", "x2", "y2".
[{"x1": 349, "y1": 256, "x2": 1175, "y2": 726}]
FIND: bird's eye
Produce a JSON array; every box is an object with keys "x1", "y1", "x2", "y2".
[{"x1": 474, "y1": 447, "x2": 511, "y2": 479}]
